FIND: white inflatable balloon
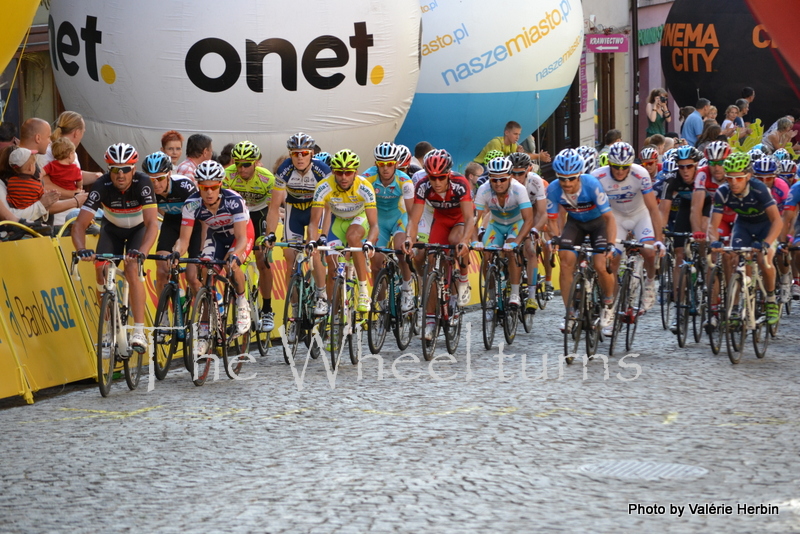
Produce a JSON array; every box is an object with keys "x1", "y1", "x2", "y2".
[
  {"x1": 48, "y1": 0, "x2": 421, "y2": 168},
  {"x1": 396, "y1": 0, "x2": 583, "y2": 168}
]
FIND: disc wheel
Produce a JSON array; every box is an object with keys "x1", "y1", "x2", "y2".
[
  {"x1": 368, "y1": 268, "x2": 391, "y2": 354},
  {"x1": 421, "y1": 272, "x2": 442, "y2": 361},
  {"x1": 481, "y1": 265, "x2": 498, "y2": 350},
  {"x1": 96, "y1": 292, "x2": 117, "y2": 397},
  {"x1": 153, "y1": 283, "x2": 178, "y2": 380},
  {"x1": 223, "y1": 290, "x2": 250, "y2": 379}
]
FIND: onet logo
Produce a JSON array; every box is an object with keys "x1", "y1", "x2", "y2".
[{"x1": 48, "y1": 16, "x2": 384, "y2": 92}]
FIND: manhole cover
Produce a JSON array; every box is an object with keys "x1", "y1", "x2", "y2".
[{"x1": 579, "y1": 461, "x2": 708, "y2": 480}]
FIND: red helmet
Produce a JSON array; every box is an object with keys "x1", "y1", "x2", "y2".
[{"x1": 423, "y1": 149, "x2": 453, "y2": 176}]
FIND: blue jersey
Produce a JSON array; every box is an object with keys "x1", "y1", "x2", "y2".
[
  {"x1": 474, "y1": 180, "x2": 531, "y2": 225},
  {"x1": 713, "y1": 179, "x2": 776, "y2": 224},
  {"x1": 362, "y1": 168, "x2": 414, "y2": 215},
  {"x1": 546, "y1": 174, "x2": 611, "y2": 222},
  {"x1": 785, "y1": 181, "x2": 800, "y2": 211}
]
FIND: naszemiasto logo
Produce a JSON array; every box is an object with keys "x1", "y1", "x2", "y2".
[{"x1": 49, "y1": 15, "x2": 384, "y2": 92}]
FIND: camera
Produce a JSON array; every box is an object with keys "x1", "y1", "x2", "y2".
[{"x1": 660, "y1": 96, "x2": 668, "y2": 103}]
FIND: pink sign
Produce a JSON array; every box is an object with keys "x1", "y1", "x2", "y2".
[{"x1": 586, "y1": 34, "x2": 629, "y2": 53}]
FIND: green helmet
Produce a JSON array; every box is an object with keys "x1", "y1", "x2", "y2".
[
  {"x1": 598, "y1": 152, "x2": 609, "y2": 167},
  {"x1": 330, "y1": 149, "x2": 360, "y2": 170},
  {"x1": 231, "y1": 140, "x2": 261, "y2": 161},
  {"x1": 723, "y1": 152, "x2": 751, "y2": 174},
  {"x1": 484, "y1": 149, "x2": 505, "y2": 165}
]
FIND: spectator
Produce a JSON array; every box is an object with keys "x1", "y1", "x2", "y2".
[
  {"x1": 763, "y1": 117, "x2": 798, "y2": 153},
  {"x1": 720, "y1": 105, "x2": 739, "y2": 137},
  {"x1": 519, "y1": 131, "x2": 551, "y2": 169},
  {"x1": 645, "y1": 88, "x2": 672, "y2": 136},
  {"x1": 706, "y1": 105, "x2": 718, "y2": 122},
  {"x1": 412, "y1": 141, "x2": 433, "y2": 170},
  {"x1": 217, "y1": 142, "x2": 235, "y2": 167},
  {"x1": 645, "y1": 134, "x2": 666, "y2": 155},
  {"x1": 681, "y1": 98, "x2": 710, "y2": 146},
  {"x1": 695, "y1": 120, "x2": 722, "y2": 153},
  {"x1": 175, "y1": 133, "x2": 213, "y2": 181},
  {"x1": 598, "y1": 129, "x2": 622, "y2": 154},
  {"x1": 46, "y1": 111, "x2": 101, "y2": 187},
  {"x1": 42, "y1": 137, "x2": 82, "y2": 195},
  {"x1": 464, "y1": 161, "x2": 483, "y2": 196},
  {"x1": 740, "y1": 86, "x2": 755, "y2": 125},
  {"x1": 160, "y1": 130, "x2": 184, "y2": 168},
  {"x1": 19, "y1": 118, "x2": 51, "y2": 172},
  {"x1": 0, "y1": 122, "x2": 19, "y2": 151},
  {"x1": 473, "y1": 121, "x2": 550, "y2": 166}
]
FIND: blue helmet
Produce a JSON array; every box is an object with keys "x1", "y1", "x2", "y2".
[
  {"x1": 608, "y1": 142, "x2": 636, "y2": 166},
  {"x1": 752, "y1": 155, "x2": 778, "y2": 175},
  {"x1": 772, "y1": 148, "x2": 791, "y2": 161},
  {"x1": 313, "y1": 151, "x2": 332, "y2": 166},
  {"x1": 552, "y1": 148, "x2": 585, "y2": 175},
  {"x1": 576, "y1": 146, "x2": 599, "y2": 173},
  {"x1": 662, "y1": 158, "x2": 678, "y2": 174},
  {"x1": 486, "y1": 156, "x2": 512, "y2": 175},
  {"x1": 675, "y1": 145, "x2": 702, "y2": 162},
  {"x1": 142, "y1": 151, "x2": 171, "y2": 174}
]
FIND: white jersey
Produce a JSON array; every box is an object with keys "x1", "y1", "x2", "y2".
[
  {"x1": 474, "y1": 179, "x2": 531, "y2": 225},
  {"x1": 523, "y1": 172, "x2": 546, "y2": 203},
  {"x1": 591, "y1": 163, "x2": 653, "y2": 217}
]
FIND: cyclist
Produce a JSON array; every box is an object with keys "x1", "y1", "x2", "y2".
[
  {"x1": 172, "y1": 160, "x2": 254, "y2": 337},
  {"x1": 691, "y1": 142, "x2": 735, "y2": 246},
  {"x1": 709, "y1": 152, "x2": 783, "y2": 324},
  {"x1": 144, "y1": 151, "x2": 201, "y2": 297},
  {"x1": 475, "y1": 149, "x2": 506, "y2": 189},
  {"x1": 472, "y1": 156, "x2": 534, "y2": 307},
  {"x1": 507, "y1": 152, "x2": 547, "y2": 310},
  {"x1": 361, "y1": 142, "x2": 415, "y2": 311},
  {"x1": 781, "y1": 175, "x2": 800, "y2": 298},
  {"x1": 753, "y1": 155, "x2": 791, "y2": 300},
  {"x1": 777, "y1": 158, "x2": 797, "y2": 186},
  {"x1": 403, "y1": 149, "x2": 475, "y2": 339},
  {"x1": 395, "y1": 144, "x2": 416, "y2": 176},
  {"x1": 592, "y1": 142, "x2": 663, "y2": 312},
  {"x1": 314, "y1": 152, "x2": 332, "y2": 167},
  {"x1": 546, "y1": 148, "x2": 617, "y2": 332},
  {"x1": 223, "y1": 140, "x2": 277, "y2": 332},
  {"x1": 72, "y1": 143, "x2": 159, "y2": 354},
  {"x1": 306, "y1": 149, "x2": 379, "y2": 314},
  {"x1": 264, "y1": 133, "x2": 330, "y2": 306},
  {"x1": 639, "y1": 146, "x2": 660, "y2": 181}
]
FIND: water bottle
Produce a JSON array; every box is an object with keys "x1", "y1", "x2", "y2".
[
  {"x1": 585, "y1": 277, "x2": 593, "y2": 296},
  {"x1": 215, "y1": 291, "x2": 224, "y2": 315},
  {"x1": 179, "y1": 287, "x2": 187, "y2": 310}
]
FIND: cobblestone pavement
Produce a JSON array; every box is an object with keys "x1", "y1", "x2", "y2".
[{"x1": 2, "y1": 296, "x2": 800, "y2": 534}]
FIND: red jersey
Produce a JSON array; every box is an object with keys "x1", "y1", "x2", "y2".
[{"x1": 414, "y1": 172, "x2": 472, "y2": 223}]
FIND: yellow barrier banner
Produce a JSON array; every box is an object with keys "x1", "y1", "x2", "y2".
[
  {"x1": 0, "y1": 314, "x2": 31, "y2": 403},
  {"x1": 0, "y1": 237, "x2": 96, "y2": 394}
]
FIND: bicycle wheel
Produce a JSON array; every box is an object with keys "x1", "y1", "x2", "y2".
[
  {"x1": 348, "y1": 306, "x2": 363, "y2": 365},
  {"x1": 725, "y1": 273, "x2": 746, "y2": 364},
  {"x1": 625, "y1": 264, "x2": 645, "y2": 352},
  {"x1": 329, "y1": 279, "x2": 348, "y2": 369},
  {"x1": 706, "y1": 266, "x2": 725, "y2": 355},
  {"x1": 282, "y1": 274, "x2": 302, "y2": 364},
  {"x1": 96, "y1": 292, "x2": 117, "y2": 397},
  {"x1": 675, "y1": 267, "x2": 691, "y2": 347},
  {"x1": 421, "y1": 272, "x2": 442, "y2": 361},
  {"x1": 502, "y1": 280, "x2": 519, "y2": 346},
  {"x1": 659, "y1": 252, "x2": 673, "y2": 330},
  {"x1": 187, "y1": 288, "x2": 214, "y2": 386},
  {"x1": 563, "y1": 272, "x2": 584, "y2": 364},
  {"x1": 368, "y1": 268, "x2": 391, "y2": 354},
  {"x1": 692, "y1": 272, "x2": 705, "y2": 344},
  {"x1": 123, "y1": 332, "x2": 144, "y2": 391},
  {"x1": 608, "y1": 270, "x2": 629, "y2": 357},
  {"x1": 394, "y1": 271, "x2": 417, "y2": 351},
  {"x1": 444, "y1": 295, "x2": 462, "y2": 356},
  {"x1": 481, "y1": 265, "x2": 498, "y2": 349},
  {"x1": 586, "y1": 276, "x2": 602, "y2": 357},
  {"x1": 249, "y1": 273, "x2": 269, "y2": 357},
  {"x1": 153, "y1": 283, "x2": 178, "y2": 380},
  {"x1": 223, "y1": 290, "x2": 250, "y2": 379},
  {"x1": 752, "y1": 286, "x2": 769, "y2": 359}
]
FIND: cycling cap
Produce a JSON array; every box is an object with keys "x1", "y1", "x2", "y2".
[
  {"x1": 330, "y1": 149, "x2": 360, "y2": 170},
  {"x1": 424, "y1": 149, "x2": 453, "y2": 175},
  {"x1": 374, "y1": 142, "x2": 398, "y2": 162},
  {"x1": 231, "y1": 140, "x2": 261, "y2": 161},
  {"x1": 483, "y1": 149, "x2": 505, "y2": 165},
  {"x1": 105, "y1": 143, "x2": 139, "y2": 165},
  {"x1": 507, "y1": 152, "x2": 531, "y2": 169},
  {"x1": 142, "y1": 151, "x2": 171, "y2": 174},
  {"x1": 752, "y1": 155, "x2": 778, "y2": 175},
  {"x1": 195, "y1": 160, "x2": 226, "y2": 182},
  {"x1": 704, "y1": 140, "x2": 731, "y2": 161},
  {"x1": 313, "y1": 152, "x2": 332, "y2": 166},
  {"x1": 723, "y1": 152, "x2": 752, "y2": 174},
  {"x1": 674, "y1": 145, "x2": 702, "y2": 162},
  {"x1": 552, "y1": 148, "x2": 585, "y2": 175},
  {"x1": 486, "y1": 156, "x2": 512, "y2": 175},
  {"x1": 287, "y1": 132, "x2": 315, "y2": 150},
  {"x1": 608, "y1": 142, "x2": 636, "y2": 166},
  {"x1": 395, "y1": 144, "x2": 412, "y2": 168},
  {"x1": 640, "y1": 146, "x2": 659, "y2": 162}
]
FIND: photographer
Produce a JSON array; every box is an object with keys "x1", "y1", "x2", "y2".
[{"x1": 646, "y1": 88, "x2": 672, "y2": 136}]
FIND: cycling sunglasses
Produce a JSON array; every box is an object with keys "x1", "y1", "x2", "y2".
[
  {"x1": 708, "y1": 160, "x2": 725, "y2": 166},
  {"x1": 235, "y1": 161, "x2": 253, "y2": 168},
  {"x1": 510, "y1": 170, "x2": 527, "y2": 175},
  {"x1": 291, "y1": 150, "x2": 312, "y2": 158},
  {"x1": 678, "y1": 164, "x2": 696, "y2": 170},
  {"x1": 150, "y1": 173, "x2": 169, "y2": 182},
  {"x1": 333, "y1": 169, "x2": 356, "y2": 177},
  {"x1": 428, "y1": 173, "x2": 449, "y2": 181},
  {"x1": 610, "y1": 164, "x2": 631, "y2": 171},
  {"x1": 556, "y1": 174, "x2": 579, "y2": 182},
  {"x1": 725, "y1": 174, "x2": 748, "y2": 182},
  {"x1": 198, "y1": 183, "x2": 221, "y2": 191},
  {"x1": 490, "y1": 177, "x2": 509, "y2": 183},
  {"x1": 109, "y1": 166, "x2": 133, "y2": 174},
  {"x1": 376, "y1": 161, "x2": 396, "y2": 167}
]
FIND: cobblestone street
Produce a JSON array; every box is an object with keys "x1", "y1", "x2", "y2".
[{"x1": 2, "y1": 299, "x2": 799, "y2": 533}]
